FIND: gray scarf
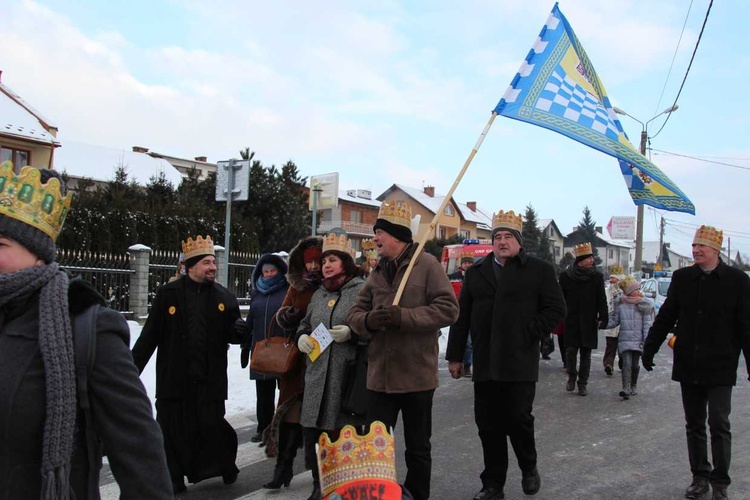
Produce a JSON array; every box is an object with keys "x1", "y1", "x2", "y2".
[{"x1": 0, "y1": 263, "x2": 74, "y2": 500}]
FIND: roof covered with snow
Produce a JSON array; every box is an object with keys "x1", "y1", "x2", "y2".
[
  {"x1": 0, "y1": 81, "x2": 57, "y2": 144},
  {"x1": 339, "y1": 188, "x2": 381, "y2": 208},
  {"x1": 54, "y1": 140, "x2": 184, "y2": 186}
]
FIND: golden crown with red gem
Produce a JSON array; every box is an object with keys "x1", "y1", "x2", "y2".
[
  {"x1": 181, "y1": 235, "x2": 215, "y2": 260},
  {"x1": 573, "y1": 242, "x2": 593, "y2": 258},
  {"x1": 692, "y1": 225, "x2": 723, "y2": 252},
  {"x1": 491, "y1": 210, "x2": 522, "y2": 234},
  {"x1": 377, "y1": 200, "x2": 411, "y2": 229},
  {"x1": 0, "y1": 162, "x2": 73, "y2": 241},
  {"x1": 317, "y1": 421, "x2": 400, "y2": 499}
]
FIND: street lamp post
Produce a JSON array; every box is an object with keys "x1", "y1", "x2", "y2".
[{"x1": 613, "y1": 105, "x2": 678, "y2": 276}]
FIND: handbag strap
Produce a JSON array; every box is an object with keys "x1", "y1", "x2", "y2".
[{"x1": 267, "y1": 311, "x2": 294, "y2": 344}]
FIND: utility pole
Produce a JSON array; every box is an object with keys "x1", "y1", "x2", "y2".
[
  {"x1": 657, "y1": 215, "x2": 665, "y2": 269},
  {"x1": 634, "y1": 129, "x2": 647, "y2": 277}
]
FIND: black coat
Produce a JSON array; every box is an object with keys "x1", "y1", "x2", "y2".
[
  {"x1": 643, "y1": 261, "x2": 750, "y2": 385},
  {"x1": 132, "y1": 276, "x2": 242, "y2": 400},
  {"x1": 559, "y1": 268, "x2": 608, "y2": 349},
  {"x1": 0, "y1": 278, "x2": 171, "y2": 499},
  {"x1": 446, "y1": 250, "x2": 566, "y2": 382}
]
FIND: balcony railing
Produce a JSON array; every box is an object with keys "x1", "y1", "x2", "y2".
[{"x1": 317, "y1": 220, "x2": 372, "y2": 236}]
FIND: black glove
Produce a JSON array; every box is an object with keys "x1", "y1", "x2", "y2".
[
  {"x1": 277, "y1": 306, "x2": 305, "y2": 330},
  {"x1": 234, "y1": 318, "x2": 249, "y2": 337},
  {"x1": 386, "y1": 305, "x2": 402, "y2": 329},
  {"x1": 240, "y1": 346, "x2": 250, "y2": 369},
  {"x1": 366, "y1": 308, "x2": 391, "y2": 331},
  {"x1": 598, "y1": 320, "x2": 608, "y2": 330},
  {"x1": 642, "y1": 354, "x2": 655, "y2": 371}
]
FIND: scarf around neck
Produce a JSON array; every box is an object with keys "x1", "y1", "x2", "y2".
[
  {"x1": 256, "y1": 273, "x2": 287, "y2": 294},
  {"x1": 0, "y1": 263, "x2": 74, "y2": 500},
  {"x1": 322, "y1": 272, "x2": 354, "y2": 292},
  {"x1": 565, "y1": 263, "x2": 597, "y2": 282}
]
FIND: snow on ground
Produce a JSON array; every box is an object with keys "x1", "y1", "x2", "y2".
[{"x1": 129, "y1": 322, "x2": 451, "y2": 427}]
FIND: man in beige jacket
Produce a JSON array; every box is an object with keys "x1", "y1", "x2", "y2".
[{"x1": 348, "y1": 200, "x2": 459, "y2": 500}]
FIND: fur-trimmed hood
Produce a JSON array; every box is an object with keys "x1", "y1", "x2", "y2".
[{"x1": 285, "y1": 236, "x2": 323, "y2": 290}]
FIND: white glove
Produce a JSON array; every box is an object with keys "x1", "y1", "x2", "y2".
[
  {"x1": 298, "y1": 334, "x2": 315, "y2": 354},
  {"x1": 329, "y1": 325, "x2": 352, "y2": 343}
]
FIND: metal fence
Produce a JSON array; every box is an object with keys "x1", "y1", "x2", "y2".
[
  {"x1": 57, "y1": 249, "x2": 134, "y2": 317},
  {"x1": 228, "y1": 251, "x2": 258, "y2": 305}
]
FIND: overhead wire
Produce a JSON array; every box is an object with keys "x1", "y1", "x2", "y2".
[
  {"x1": 652, "y1": 0, "x2": 694, "y2": 116},
  {"x1": 651, "y1": 0, "x2": 714, "y2": 139},
  {"x1": 652, "y1": 148, "x2": 750, "y2": 172}
]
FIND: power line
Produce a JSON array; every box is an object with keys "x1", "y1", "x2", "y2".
[
  {"x1": 653, "y1": 0, "x2": 694, "y2": 116},
  {"x1": 651, "y1": 0, "x2": 714, "y2": 140},
  {"x1": 652, "y1": 148, "x2": 750, "y2": 171}
]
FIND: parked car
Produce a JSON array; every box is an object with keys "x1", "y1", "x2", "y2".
[{"x1": 641, "y1": 276, "x2": 671, "y2": 312}]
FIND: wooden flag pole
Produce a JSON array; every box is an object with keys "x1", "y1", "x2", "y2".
[{"x1": 393, "y1": 112, "x2": 498, "y2": 305}]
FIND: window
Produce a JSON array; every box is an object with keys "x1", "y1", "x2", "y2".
[
  {"x1": 350, "y1": 210, "x2": 362, "y2": 223},
  {"x1": 554, "y1": 246, "x2": 561, "y2": 257},
  {"x1": 0, "y1": 146, "x2": 30, "y2": 172},
  {"x1": 608, "y1": 248, "x2": 614, "y2": 259},
  {"x1": 460, "y1": 230, "x2": 470, "y2": 239},
  {"x1": 444, "y1": 205, "x2": 455, "y2": 216},
  {"x1": 439, "y1": 227, "x2": 446, "y2": 239},
  {"x1": 320, "y1": 209, "x2": 331, "y2": 221}
]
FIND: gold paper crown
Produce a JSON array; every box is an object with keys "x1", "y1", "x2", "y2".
[
  {"x1": 365, "y1": 249, "x2": 378, "y2": 261},
  {"x1": 323, "y1": 231, "x2": 355, "y2": 258},
  {"x1": 181, "y1": 235, "x2": 215, "y2": 260},
  {"x1": 491, "y1": 210, "x2": 522, "y2": 233},
  {"x1": 0, "y1": 162, "x2": 73, "y2": 241},
  {"x1": 377, "y1": 200, "x2": 411, "y2": 229},
  {"x1": 318, "y1": 421, "x2": 398, "y2": 499},
  {"x1": 573, "y1": 242, "x2": 593, "y2": 258},
  {"x1": 460, "y1": 251, "x2": 475, "y2": 261},
  {"x1": 609, "y1": 265, "x2": 624, "y2": 275},
  {"x1": 693, "y1": 225, "x2": 723, "y2": 252},
  {"x1": 360, "y1": 239, "x2": 376, "y2": 251}
]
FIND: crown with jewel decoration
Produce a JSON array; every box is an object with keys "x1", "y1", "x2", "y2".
[
  {"x1": 573, "y1": 242, "x2": 593, "y2": 258},
  {"x1": 317, "y1": 421, "x2": 399, "y2": 499},
  {"x1": 360, "y1": 239, "x2": 376, "y2": 251},
  {"x1": 460, "y1": 251, "x2": 475, "y2": 263},
  {"x1": 0, "y1": 162, "x2": 73, "y2": 241},
  {"x1": 693, "y1": 225, "x2": 723, "y2": 252},
  {"x1": 377, "y1": 200, "x2": 411, "y2": 229},
  {"x1": 491, "y1": 210, "x2": 522, "y2": 234},
  {"x1": 323, "y1": 230, "x2": 355, "y2": 258},
  {"x1": 181, "y1": 235, "x2": 215, "y2": 260}
]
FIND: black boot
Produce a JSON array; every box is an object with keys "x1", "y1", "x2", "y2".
[
  {"x1": 307, "y1": 453, "x2": 323, "y2": 500},
  {"x1": 263, "y1": 422, "x2": 302, "y2": 489}
]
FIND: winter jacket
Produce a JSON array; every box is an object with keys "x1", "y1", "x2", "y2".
[
  {"x1": 132, "y1": 276, "x2": 242, "y2": 399},
  {"x1": 0, "y1": 279, "x2": 171, "y2": 499},
  {"x1": 643, "y1": 260, "x2": 750, "y2": 385},
  {"x1": 607, "y1": 296, "x2": 654, "y2": 353},
  {"x1": 559, "y1": 268, "x2": 608, "y2": 349},
  {"x1": 348, "y1": 244, "x2": 459, "y2": 393},
  {"x1": 298, "y1": 276, "x2": 365, "y2": 430},
  {"x1": 244, "y1": 253, "x2": 289, "y2": 380},
  {"x1": 446, "y1": 249, "x2": 566, "y2": 382}
]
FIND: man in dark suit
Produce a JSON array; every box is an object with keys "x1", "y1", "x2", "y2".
[
  {"x1": 643, "y1": 225, "x2": 750, "y2": 500},
  {"x1": 446, "y1": 210, "x2": 566, "y2": 500}
]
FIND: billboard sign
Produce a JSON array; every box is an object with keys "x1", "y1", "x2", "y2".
[{"x1": 606, "y1": 216, "x2": 636, "y2": 240}]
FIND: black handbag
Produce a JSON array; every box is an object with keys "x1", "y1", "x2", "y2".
[
  {"x1": 540, "y1": 334, "x2": 555, "y2": 357},
  {"x1": 341, "y1": 342, "x2": 369, "y2": 416}
]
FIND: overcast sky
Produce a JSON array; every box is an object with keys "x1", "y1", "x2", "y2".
[{"x1": 2, "y1": 0, "x2": 748, "y2": 257}]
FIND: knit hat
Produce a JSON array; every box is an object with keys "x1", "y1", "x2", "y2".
[
  {"x1": 374, "y1": 200, "x2": 413, "y2": 243},
  {"x1": 182, "y1": 235, "x2": 215, "y2": 269},
  {"x1": 491, "y1": 210, "x2": 523, "y2": 245},
  {"x1": 619, "y1": 276, "x2": 640, "y2": 295},
  {"x1": 0, "y1": 164, "x2": 72, "y2": 263},
  {"x1": 262, "y1": 263, "x2": 278, "y2": 273},
  {"x1": 303, "y1": 246, "x2": 322, "y2": 264}
]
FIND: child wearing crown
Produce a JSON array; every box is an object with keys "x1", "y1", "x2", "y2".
[{"x1": 0, "y1": 163, "x2": 172, "y2": 498}]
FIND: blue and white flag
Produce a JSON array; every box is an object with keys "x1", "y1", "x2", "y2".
[{"x1": 494, "y1": 2, "x2": 694, "y2": 214}]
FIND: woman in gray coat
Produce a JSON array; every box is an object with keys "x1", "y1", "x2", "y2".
[{"x1": 295, "y1": 230, "x2": 366, "y2": 500}]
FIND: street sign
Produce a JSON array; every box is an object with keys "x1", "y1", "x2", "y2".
[
  {"x1": 309, "y1": 172, "x2": 339, "y2": 210},
  {"x1": 216, "y1": 159, "x2": 251, "y2": 201},
  {"x1": 606, "y1": 216, "x2": 636, "y2": 240}
]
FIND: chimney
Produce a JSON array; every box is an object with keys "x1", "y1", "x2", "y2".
[
  {"x1": 132, "y1": 146, "x2": 149, "y2": 153},
  {"x1": 194, "y1": 156, "x2": 207, "y2": 162},
  {"x1": 424, "y1": 185, "x2": 435, "y2": 197},
  {"x1": 467, "y1": 201, "x2": 477, "y2": 212},
  {"x1": 596, "y1": 226, "x2": 602, "y2": 234}
]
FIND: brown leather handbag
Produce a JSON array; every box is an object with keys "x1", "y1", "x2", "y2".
[{"x1": 250, "y1": 330, "x2": 300, "y2": 377}]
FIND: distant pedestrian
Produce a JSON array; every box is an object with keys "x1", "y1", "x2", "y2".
[
  {"x1": 348, "y1": 200, "x2": 459, "y2": 500},
  {"x1": 605, "y1": 276, "x2": 653, "y2": 399},
  {"x1": 642, "y1": 226, "x2": 750, "y2": 500},
  {"x1": 133, "y1": 234, "x2": 243, "y2": 494},
  {"x1": 449, "y1": 252, "x2": 475, "y2": 377},
  {"x1": 602, "y1": 274, "x2": 623, "y2": 375},
  {"x1": 447, "y1": 210, "x2": 566, "y2": 500},
  {"x1": 559, "y1": 242, "x2": 608, "y2": 396}
]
